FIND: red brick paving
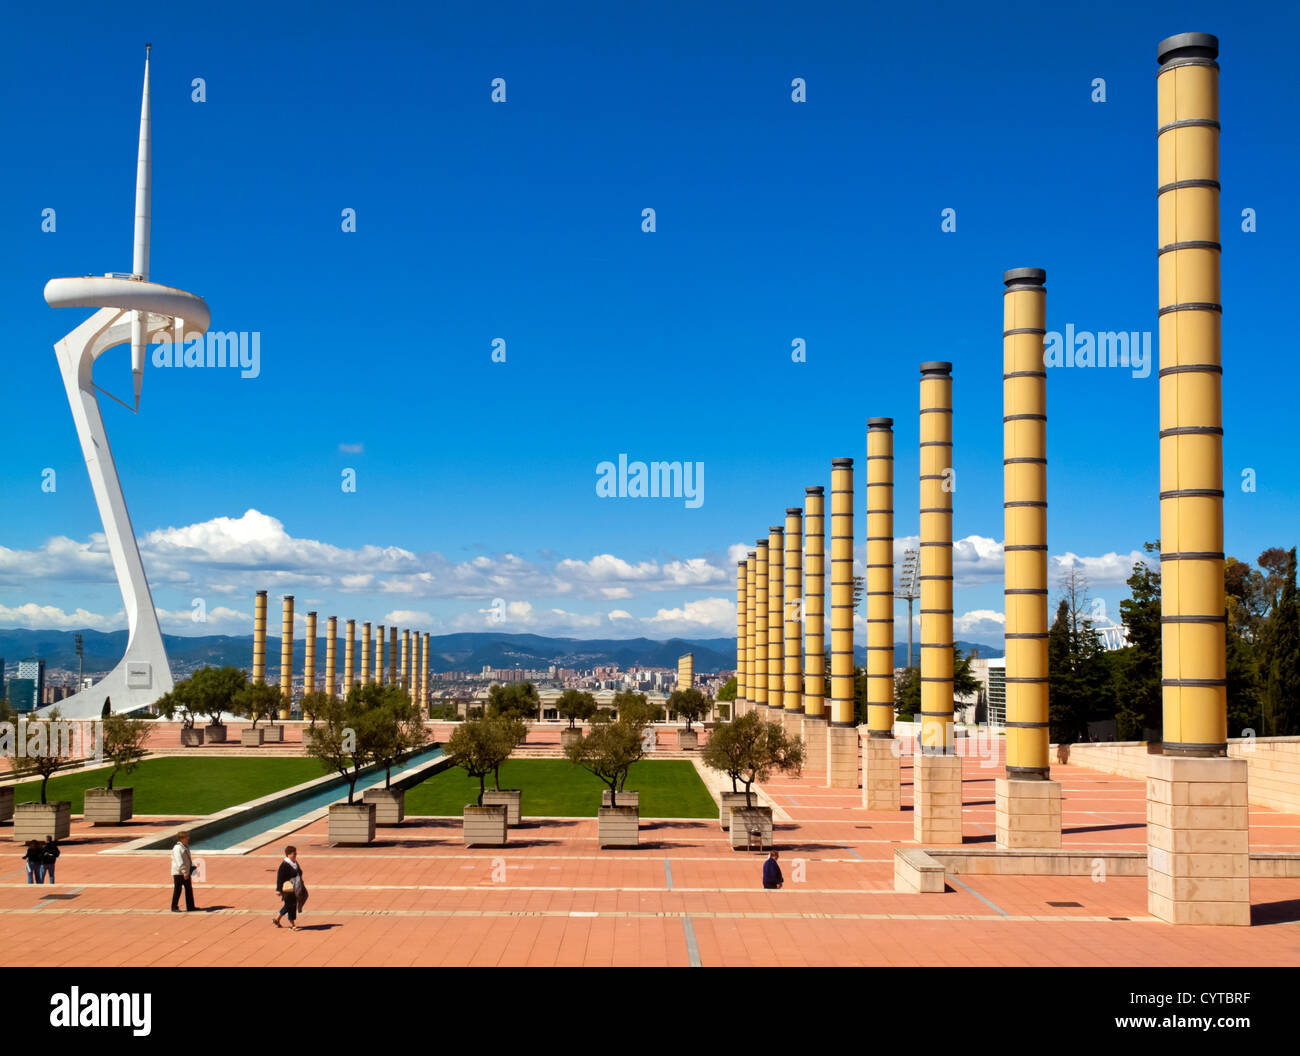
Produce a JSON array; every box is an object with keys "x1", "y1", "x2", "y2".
[{"x1": 1, "y1": 746, "x2": 1298, "y2": 966}]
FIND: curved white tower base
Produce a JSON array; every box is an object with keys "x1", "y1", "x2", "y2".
[{"x1": 37, "y1": 290, "x2": 210, "y2": 719}]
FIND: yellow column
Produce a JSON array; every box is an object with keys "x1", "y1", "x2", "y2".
[
  {"x1": 388, "y1": 630, "x2": 397, "y2": 688},
  {"x1": 325, "y1": 616, "x2": 337, "y2": 699},
  {"x1": 997, "y1": 268, "x2": 1061, "y2": 847},
  {"x1": 827, "y1": 458, "x2": 857, "y2": 787},
  {"x1": 768, "y1": 525, "x2": 784, "y2": 714},
  {"x1": 802, "y1": 486, "x2": 827, "y2": 760},
  {"x1": 753, "y1": 541, "x2": 769, "y2": 711},
  {"x1": 745, "y1": 553, "x2": 757, "y2": 716},
  {"x1": 916, "y1": 363, "x2": 961, "y2": 843},
  {"x1": 864, "y1": 419, "x2": 901, "y2": 810},
  {"x1": 1149, "y1": 31, "x2": 1247, "y2": 926},
  {"x1": 782, "y1": 507, "x2": 803, "y2": 735},
  {"x1": 344, "y1": 619, "x2": 356, "y2": 694},
  {"x1": 412, "y1": 631, "x2": 421, "y2": 705},
  {"x1": 252, "y1": 590, "x2": 267, "y2": 684},
  {"x1": 303, "y1": 611, "x2": 317, "y2": 699},
  {"x1": 422, "y1": 632, "x2": 431, "y2": 710},
  {"x1": 402, "y1": 628, "x2": 411, "y2": 695},
  {"x1": 736, "y1": 560, "x2": 747, "y2": 710},
  {"x1": 279, "y1": 595, "x2": 294, "y2": 718},
  {"x1": 375, "y1": 625, "x2": 385, "y2": 685},
  {"x1": 361, "y1": 622, "x2": 371, "y2": 686}
]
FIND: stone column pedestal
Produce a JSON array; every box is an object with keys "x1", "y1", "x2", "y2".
[
  {"x1": 826, "y1": 724, "x2": 859, "y2": 788},
  {"x1": 801, "y1": 715, "x2": 827, "y2": 765},
  {"x1": 995, "y1": 777, "x2": 1061, "y2": 848},
  {"x1": 782, "y1": 710, "x2": 803, "y2": 738},
  {"x1": 914, "y1": 753, "x2": 962, "y2": 845},
  {"x1": 1147, "y1": 755, "x2": 1250, "y2": 926},
  {"x1": 863, "y1": 734, "x2": 901, "y2": 811}
]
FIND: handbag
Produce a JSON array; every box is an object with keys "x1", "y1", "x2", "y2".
[{"x1": 280, "y1": 880, "x2": 295, "y2": 894}]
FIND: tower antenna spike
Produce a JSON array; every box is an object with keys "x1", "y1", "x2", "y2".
[{"x1": 130, "y1": 43, "x2": 152, "y2": 409}]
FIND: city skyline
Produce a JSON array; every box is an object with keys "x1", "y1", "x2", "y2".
[{"x1": 3, "y1": 0, "x2": 1295, "y2": 651}]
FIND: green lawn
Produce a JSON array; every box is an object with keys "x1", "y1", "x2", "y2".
[
  {"x1": 10, "y1": 757, "x2": 330, "y2": 815},
  {"x1": 405, "y1": 759, "x2": 717, "y2": 818}
]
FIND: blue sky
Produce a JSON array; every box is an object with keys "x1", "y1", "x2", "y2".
[{"x1": 1, "y1": 0, "x2": 1296, "y2": 649}]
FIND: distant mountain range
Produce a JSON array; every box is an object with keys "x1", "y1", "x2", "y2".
[{"x1": 0, "y1": 628, "x2": 1001, "y2": 679}]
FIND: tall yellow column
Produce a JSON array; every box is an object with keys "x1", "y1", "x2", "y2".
[
  {"x1": 279, "y1": 595, "x2": 294, "y2": 719},
  {"x1": 402, "y1": 628, "x2": 411, "y2": 695},
  {"x1": 802, "y1": 486, "x2": 827, "y2": 761},
  {"x1": 325, "y1": 616, "x2": 337, "y2": 698},
  {"x1": 767, "y1": 525, "x2": 784, "y2": 715},
  {"x1": 782, "y1": 508, "x2": 803, "y2": 736},
  {"x1": 303, "y1": 611, "x2": 317, "y2": 699},
  {"x1": 827, "y1": 458, "x2": 857, "y2": 787},
  {"x1": 864, "y1": 419, "x2": 901, "y2": 810},
  {"x1": 422, "y1": 632, "x2": 431, "y2": 711},
  {"x1": 736, "y1": 560, "x2": 747, "y2": 713},
  {"x1": 412, "y1": 631, "x2": 421, "y2": 705},
  {"x1": 252, "y1": 590, "x2": 267, "y2": 684},
  {"x1": 361, "y1": 622, "x2": 371, "y2": 687},
  {"x1": 1149, "y1": 31, "x2": 1247, "y2": 926},
  {"x1": 388, "y1": 630, "x2": 397, "y2": 688},
  {"x1": 997, "y1": 269, "x2": 1061, "y2": 847},
  {"x1": 745, "y1": 553, "x2": 757, "y2": 716},
  {"x1": 344, "y1": 619, "x2": 356, "y2": 694},
  {"x1": 753, "y1": 541, "x2": 769, "y2": 712},
  {"x1": 375, "y1": 625, "x2": 385, "y2": 685},
  {"x1": 915, "y1": 364, "x2": 961, "y2": 843}
]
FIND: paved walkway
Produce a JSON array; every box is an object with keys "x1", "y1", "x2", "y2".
[{"x1": 1, "y1": 749, "x2": 1297, "y2": 966}]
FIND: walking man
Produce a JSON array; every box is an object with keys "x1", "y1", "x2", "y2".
[
  {"x1": 170, "y1": 830, "x2": 198, "y2": 912},
  {"x1": 762, "y1": 849, "x2": 784, "y2": 890},
  {"x1": 41, "y1": 834, "x2": 60, "y2": 884}
]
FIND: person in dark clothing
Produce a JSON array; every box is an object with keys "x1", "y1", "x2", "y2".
[
  {"x1": 762, "y1": 850, "x2": 784, "y2": 890},
  {"x1": 170, "y1": 830, "x2": 198, "y2": 912},
  {"x1": 273, "y1": 845, "x2": 303, "y2": 930},
  {"x1": 41, "y1": 835, "x2": 60, "y2": 884},
  {"x1": 22, "y1": 841, "x2": 44, "y2": 884}
]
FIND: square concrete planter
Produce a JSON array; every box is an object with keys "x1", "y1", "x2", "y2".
[
  {"x1": 240, "y1": 727, "x2": 264, "y2": 747},
  {"x1": 84, "y1": 788, "x2": 134, "y2": 825},
  {"x1": 262, "y1": 725, "x2": 284, "y2": 743},
  {"x1": 718, "y1": 792, "x2": 751, "y2": 830},
  {"x1": 0, "y1": 786, "x2": 14, "y2": 823},
  {"x1": 205, "y1": 723, "x2": 228, "y2": 744},
  {"x1": 678, "y1": 729, "x2": 699, "y2": 750},
  {"x1": 598, "y1": 806, "x2": 639, "y2": 848},
  {"x1": 601, "y1": 790, "x2": 639, "y2": 810},
  {"x1": 363, "y1": 787, "x2": 406, "y2": 825},
  {"x1": 14, "y1": 801, "x2": 72, "y2": 842},
  {"x1": 328, "y1": 802, "x2": 376, "y2": 846},
  {"x1": 729, "y1": 806, "x2": 774, "y2": 851},
  {"x1": 482, "y1": 789, "x2": 522, "y2": 826},
  {"x1": 560, "y1": 728, "x2": 583, "y2": 748},
  {"x1": 180, "y1": 726, "x2": 205, "y2": 747},
  {"x1": 463, "y1": 805, "x2": 508, "y2": 847}
]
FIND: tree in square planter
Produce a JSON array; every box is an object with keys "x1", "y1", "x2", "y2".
[
  {"x1": 232, "y1": 681, "x2": 279, "y2": 746},
  {"x1": 668, "y1": 687, "x2": 709, "y2": 750},
  {"x1": 444, "y1": 716, "x2": 517, "y2": 845},
  {"x1": 84, "y1": 713, "x2": 150, "y2": 825},
  {"x1": 155, "y1": 678, "x2": 204, "y2": 746},
  {"x1": 160, "y1": 665, "x2": 245, "y2": 744},
  {"x1": 565, "y1": 716, "x2": 646, "y2": 848},
  {"x1": 557, "y1": 689, "x2": 597, "y2": 749},
  {"x1": 14, "y1": 708, "x2": 73, "y2": 841},
  {"x1": 361, "y1": 683, "x2": 428, "y2": 825},
  {"x1": 305, "y1": 692, "x2": 379, "y2": 846},
  {"x1": 701, "y1": 711, "x2": 806, "y2": 849}
]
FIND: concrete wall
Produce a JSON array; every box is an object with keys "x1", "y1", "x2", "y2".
[{"x1": 1060, "y1": 737, "x2": 1300, "y2": 815}]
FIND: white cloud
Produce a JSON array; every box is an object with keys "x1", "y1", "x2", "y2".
[
  {"x1": 0, "y1": 603, "x2": 123, "y2": 630},
  {"x1": 1051, "y1": 550, "x2": 1148, "y2": 589}
]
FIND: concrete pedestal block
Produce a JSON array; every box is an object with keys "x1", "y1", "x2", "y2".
[
  {"x1": 328, "y1": 802, "x2": 376, "y2": 846},
  {"x1": 1147, "y1": 755, "x2": 1250, "y2": 926},
  {"x1": 363, "y1": 787, "x2": 406, "y2": 825},
  {"x1": 801, "y1": 715, "x2": 827, "y2": 763},
  {"x1": 180, "y1": 726, "x2": 205, "y2": 747},
  {"x1": 729, "y1": 807, "x2": 774, "y2": 850},
  {"x1": 14, "y1": 802, "x2": 72, "y2": 842},
  {"x1": 463, "y1": 805, "x2": 507, "y2": 847},
  {"x1": 601, "y1": 790, "x2": 638, "y2": 810},
  {"x1": 560, "y1": 728, "x2": 583, "y2": 748},
  {"x1": 914, "y1": 753, "x2": 963, "y2": 845},
  {"x1": 597, "y1": 806, "x2": 639, "y2": 848},
  {"x1": 995, "y1": 777, "x2": 1061, "y2": 849},
  {"x1": 862, "y1": 735, "x2": 901, "y2": 810},
  {"x1": 262, "y1": 725, "x2": 284, "y2": 743},
  {"x1": 205, "y1": 723, "x2": 227, "y2": 744},
  {"x1": 781, "y1": 710, "x2": 803, "y2": 738},
  {"x1": 482, "y1": 789, "x2": 522, "y2": 826},
  {"x1": 240, "y1": 727, "x2": 264, "y2": 747},
  {"x1": 678, "y1": 729, "x2": 699, "y2": 750},
  {"x1": 826, "y1": 724, "x2": 859, "y2": 788},
  {"x1": 84, "y1": 787, "x2": 134, "y2": 825},
  {"x1": 718, "y1": 791, "x2": 751, "y2": 830}
]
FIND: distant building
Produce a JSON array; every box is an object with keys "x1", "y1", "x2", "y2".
[{"x1": 12, "y1": 659, "x2": 46, "y2": 714}]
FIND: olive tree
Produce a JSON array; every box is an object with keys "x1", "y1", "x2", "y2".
[{"x1": 701, "y1": 711, "x2": 806, "y2": 807}]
